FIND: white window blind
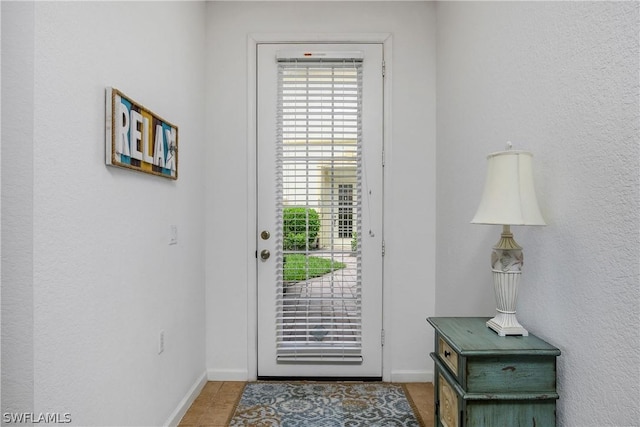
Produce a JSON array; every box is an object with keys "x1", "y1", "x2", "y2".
[{"x1": 275, "y1": 53, "x2": 364, "y2": 363}]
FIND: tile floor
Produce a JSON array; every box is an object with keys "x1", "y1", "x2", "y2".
[{"x1": 178, "y1": 381, "x2": 434, "y2": 427}]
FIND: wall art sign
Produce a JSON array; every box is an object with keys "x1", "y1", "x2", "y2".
[{"x1": 105, "y1": 87, "x2": 178, "y2": 180}]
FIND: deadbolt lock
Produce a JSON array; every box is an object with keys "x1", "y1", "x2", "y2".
[
  {"x1": 260, "y1": 249, "x2": 271, "y2": 260},
  {"x1": 261, "y1": 230, "x2": 270, "y2": 240}
]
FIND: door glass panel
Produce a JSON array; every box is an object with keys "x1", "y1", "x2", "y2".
[{"x1": 275, "y1": 58, "x2": 363, "y2": 362}]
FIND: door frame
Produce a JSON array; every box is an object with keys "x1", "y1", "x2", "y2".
[{"x1": 246, "y1": 33, "x2": 393, "y2": 381}]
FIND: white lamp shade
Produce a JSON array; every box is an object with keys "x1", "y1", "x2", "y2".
[{"x1": 471, "y1": 150, "x2": 546, "y2": 226}]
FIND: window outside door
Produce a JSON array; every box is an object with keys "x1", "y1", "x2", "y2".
[{"x1": 338, "y1": 184, "x2": 354, "y2": 239}]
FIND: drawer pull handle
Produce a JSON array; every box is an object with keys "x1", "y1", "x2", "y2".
[{"x1": 444, "y1": 350, "x2": 451, "y2": 358}]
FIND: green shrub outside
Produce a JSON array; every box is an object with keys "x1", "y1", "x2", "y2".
[{"x1": 283, "y1": 207, "x2": 320, "y2": 251}]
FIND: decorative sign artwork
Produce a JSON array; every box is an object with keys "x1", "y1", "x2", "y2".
[{"x1": 105, "y1": 87, "x2": 178, "y2": 179}]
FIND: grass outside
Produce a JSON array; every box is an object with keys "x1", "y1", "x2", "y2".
[{"x1": 284, "y1": 254, "x2": 346, "y2": 282}]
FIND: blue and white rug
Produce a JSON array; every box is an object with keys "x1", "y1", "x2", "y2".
[{"x1": 229, "y1": 382, "x2": 424, "y2": 427}]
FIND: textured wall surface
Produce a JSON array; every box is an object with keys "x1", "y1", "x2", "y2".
[
  {"x1": 1, "y1": 1, "x2": 35, "y2": 418},
  {"x1": 205, "y1": 1, "x2": 437, "y2": 382},
  {"x1": 436, "y1": 2, "x2": 639, "y2": 426},
  {"x1": 2, "y1": 2, "x2": 207, "y2": 425}
]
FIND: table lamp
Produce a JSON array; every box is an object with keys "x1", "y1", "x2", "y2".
[{"x1": 471, "y1": 143, "x2": 546, "y2": 336}]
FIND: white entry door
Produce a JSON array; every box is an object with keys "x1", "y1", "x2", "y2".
[{"x1": 257, "y1": 43, "x2": 384, "y2": 378}]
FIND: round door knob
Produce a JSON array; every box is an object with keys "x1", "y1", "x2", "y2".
[{"x1": 260, "y1": 249, "x2": 270, "y2": 260}]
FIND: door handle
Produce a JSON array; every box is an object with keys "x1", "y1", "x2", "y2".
[{"x1": 260, "y1": 249, "x2": 271, "y2": 260}]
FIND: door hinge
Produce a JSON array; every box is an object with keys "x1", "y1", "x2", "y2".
[
  {"x1": 382, "y1": 60, "x2": 386, "y2": 78},
  {"x1": 381, "y1": 329, "x2": 386, "y2": 347},
  {"x1": 382, "y1": 240, "x2": 386, "y2": 257}
]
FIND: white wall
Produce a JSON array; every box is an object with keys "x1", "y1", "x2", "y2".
[
  {"x1": 0, "y1": 1, "x2": 2, "y2": 414},
  {"x1": 205, "y1": 1, "x2": 436, "y2": 381},
  {"x1": 436, "y1": 2, "x2": 639, "y2": 426},
  {"x1": 1, "y1": 2, "x2": 35, "y2": 419},
  {"x1": 2, "y1": 2, "x2": 207, "y2": 425}
]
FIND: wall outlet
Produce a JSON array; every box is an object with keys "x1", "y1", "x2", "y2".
[
  {"x1": 158, "y1": 330, "x2": 165, "y2": 355},
  {"x1": 169, "y1": 225, "x2": 178, "y2": 245}
]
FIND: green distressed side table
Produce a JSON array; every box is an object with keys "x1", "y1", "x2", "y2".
[{"x1": 428, "y1": 317, "x2": 561, "y2": 427}]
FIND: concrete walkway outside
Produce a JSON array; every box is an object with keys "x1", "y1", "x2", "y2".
[{"x1": 281, "y1": 254, "x2": 359, "y2": 345}]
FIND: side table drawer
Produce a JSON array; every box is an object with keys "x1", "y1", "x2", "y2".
[
  {"x1": 466, "y1": 355, "x2": 558, "y2": 393},
  {"x1": 438, "y1": 372, "x2": 460, "y2": 427},
  {"x1": 438, "y1": 336, "x2": 459, "y2": 376},
  {"x1": 433, "y1": 354, "x2": 464, "y2": 427}
]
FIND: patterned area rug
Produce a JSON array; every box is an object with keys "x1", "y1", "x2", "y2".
[{"x1": 228, "y1": 382, "x2": 424, "y2": 427}]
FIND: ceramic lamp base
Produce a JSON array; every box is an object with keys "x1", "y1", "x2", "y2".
[
  {"x1": 487, "y1": 313, "x2": 529, "y2": 337},
  {"x1": 488, "y1": 226, "x2": 529, "y2": 337}
]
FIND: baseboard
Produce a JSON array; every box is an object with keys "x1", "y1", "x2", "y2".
[
  {"x1": 390, "y1": 370, "x2": 433, "y2": 383},
  {"x1": 258, "y1": 376, "x2": 382, "y2": 382},
  {"x1": 204, "y1": 368, "x2": 431, "y2": 383},
  {"x1": 207, "y1": 368, "x2": 249, "y2": 381},
  {"x1": 164, "y1": 371, "x2": 208, "y2": 427}
]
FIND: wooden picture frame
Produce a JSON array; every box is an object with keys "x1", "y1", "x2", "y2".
[{"x1": 105, "y1": 87, "x2": 178, "y2": 180}]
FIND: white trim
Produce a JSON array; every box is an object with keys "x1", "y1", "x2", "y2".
[
  {"x1": 390, "y1": 370, "x2": 433, "y2": 383},
  {"x1": 276, "y1": 50, "x2": 364, "y2": 61},
  {"x1": 247, "y1": 34, "x2": 259, "y2": 381},
  {"x1": 251, "y1": 33, "x2": 392, "y2": 44},
  {"x1": 247, "y1": 32, "x2": 392, "y2": 382},
  {"x1": 380, "y1": 37, "x2": 393, "y2": 385},
  {"x1": 164, "y1": 371, "x2": 207, "y2": 427},
  {"x1": 213, "y1": 0, "x2": 429, "y2": 2},
  {"x1": 207, "y1": 368, "x2": 250, "y2": 381}
]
